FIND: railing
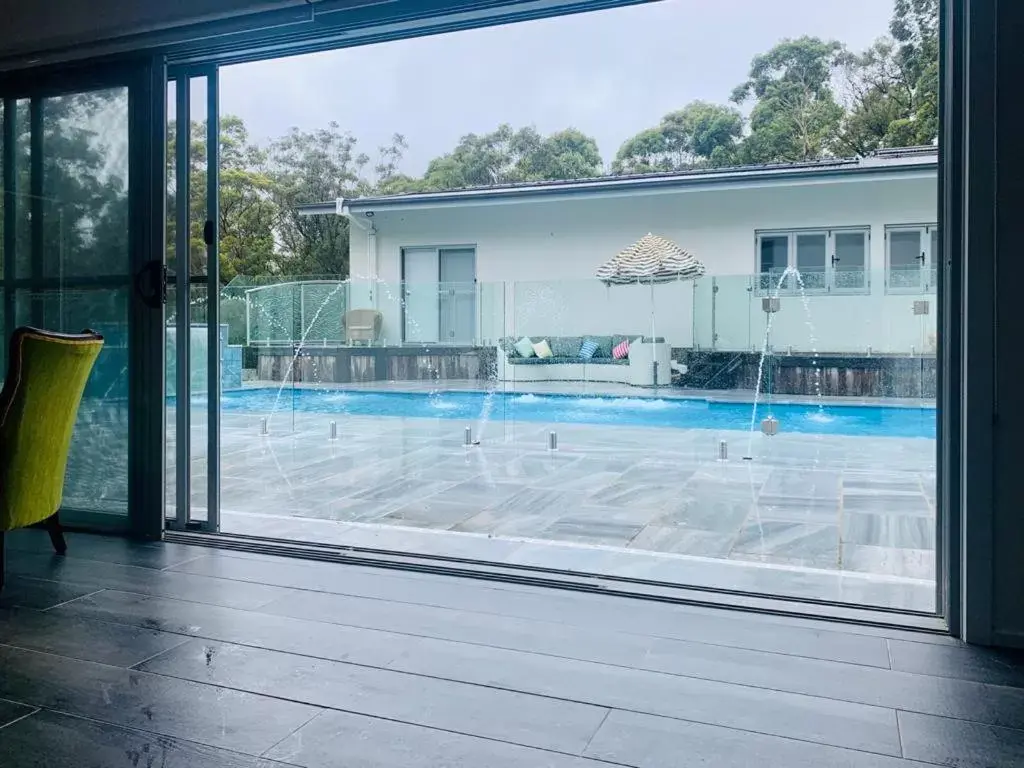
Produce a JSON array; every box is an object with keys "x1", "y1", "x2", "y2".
[
  {"x1": 756, "y1": 267, "x2": 869, "y2": 295},
  {"x1": 219, "y1": 270, "x2": 938, "y2": 359},
  {"x1": 241, "y1": 279, "x2": 348, "y2": 346}
]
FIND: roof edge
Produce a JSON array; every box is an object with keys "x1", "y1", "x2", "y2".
[{"x1": 297, "y1": 150, "x2": 938, "y2": 215}]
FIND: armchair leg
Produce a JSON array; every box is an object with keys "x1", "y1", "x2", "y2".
[{"x1": 45, "y1": 513, "x2": 67, "y2": 556}]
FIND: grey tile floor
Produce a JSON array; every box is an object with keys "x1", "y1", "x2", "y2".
[
  {"x1": 0, "y1": 530, "x2": 1021, "y2": 767},
  {"x1": 164, "y1": 381, "x2": 937, "y2": 612}
]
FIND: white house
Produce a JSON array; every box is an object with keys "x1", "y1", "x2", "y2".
[{"x1": 298, "y1": 147, "x2": 938, "y2": 358}]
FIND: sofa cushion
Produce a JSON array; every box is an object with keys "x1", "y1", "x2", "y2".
[
  {"x1": 533, "y1": 339, "x2": 553, "y2": 359},
  {"x1": 550, "y1": 336, "x2": 582, "y2": 358},
  {"x1": 592, "y1": 336, "x2": 614, "y2": 359},
  {"x1": 514, "y1": 337, "x2": 536, "y2": 358},
  {"x1": 612, "y1": 339, "x2": 630, "y2": 360},
  {"x1": 508, "y1": 356, "x2": 627, "y2": 365},
  {"x1": 579, "y1": 339, "x2": 599, "y2": 359}
]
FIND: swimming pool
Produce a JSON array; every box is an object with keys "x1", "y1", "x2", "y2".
[{"x1": 217, "y1": 388, "x2": 935, "y2": 439}]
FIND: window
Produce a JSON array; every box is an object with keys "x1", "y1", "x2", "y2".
[
  {"x1": 756, "y1": 228, "x2": 869, "y2": 294},
  {"x1": 885, "y1": 225, "x2": 938, "y2": 293}
]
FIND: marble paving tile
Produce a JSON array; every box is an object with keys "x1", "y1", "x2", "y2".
[
  {"x1": 432, "y1": 478, "x2": 524, "y2": 507},
  {"x1": 759, "y1": 469, "x2": 842, "y2": 502},
  {"x1": 842, "y1": 512, "x2": 936, "y2": 550},
  {"x1": 540, "y1": 518, "x2": 643, "y2": 547},
  {"x1": 731, "y1": 520, "x2": 840, "y2": 567},
  {"x1": 842, "y1": 492, "x2": 932, "y2": 517},
  {"x1": 286, "y1": 497, "x2": 395, "y2": 523},
  {"x1": 381, "y1": 499, "x2": 482, "y2": 529},
  {"x1": 499, "y1": 453, "x2": 585, "y2": 480},
  {"x1": 655, "y1": 494, "x2": 753, "y2": 532},
  {"x1": 484, "y1": 487, "x2": 577, "y2": 515},
  {"x1": 841, "y1": 545, "x2": 936, "y2": 580},
  {"x1": 351, "y1": 477, "x2": 455, "y2": 503},
  {"x1": 751, "y1": 500, "x2": 841, "y2": 525},
  {"x1": 842, "y1": 471, "x2": 924, "y2": 494},
  {"x1": 453, "y1": 509, "x2": 558, "y2": 538},
  {"x1": 585, "y1": 481, "x2": 681, "y2": 510},
  {"x1": 628, "y1": 525, "x2": 735, "y2": 557}
]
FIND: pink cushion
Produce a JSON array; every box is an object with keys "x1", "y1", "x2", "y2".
[{"x1": 612, "y1": 340, "x2": 630, "y2": 360}]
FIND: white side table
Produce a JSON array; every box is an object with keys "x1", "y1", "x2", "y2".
[{"x1": 628, "y1": 341, "x2": 672, "y2": 386}]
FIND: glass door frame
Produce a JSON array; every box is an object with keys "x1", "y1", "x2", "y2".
[
  {"x1": 0, "y1": 56, "x2": 167, "y2": 539},
  {"x1": 166, "y1": 65, "x2": 220, "y2": 532}
]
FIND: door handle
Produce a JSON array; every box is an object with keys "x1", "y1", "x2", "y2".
[{"x1": 134, "y1": 259, "x2": 166, "y2": 309}]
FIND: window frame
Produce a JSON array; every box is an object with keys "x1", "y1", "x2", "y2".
[
  {"x1": 754, "y1": 226, "x2": 871, "y2": 296},
  {"x1": 885, "y1": 223, "x2": 939, "y2": 294}
]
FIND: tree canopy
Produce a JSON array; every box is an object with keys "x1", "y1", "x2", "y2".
[
  {"x1": 7, "y1": 0, "x2": 936, "y2": 286},
  {"x1": 612, "y1": 101, "x2": 744, "y2": 174},
  {"x1": 613, "y1": 0, "x2": 938, "y2": 168}
]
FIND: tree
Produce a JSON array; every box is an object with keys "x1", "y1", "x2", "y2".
[
  {"x1": 217, "y1": 117, "x2": 277, "y2": 282},
  {"x1": 731, "y1": 36, "x2": 846, "y2": 163},
  {"x1": 837, "y1": 0, "x2": 938, "y2": 153},
  {"x1": 420, "y1": 124, "x2": 602, "y2": 190},
  {"x1": 267, "y1": 122, "x2": 370, "y2": 277},
  {"x1": 519, "y1": 128, "x2": 603, "y2": 180},
  {"x1": 166, "y1": 116, "x2": 278, "y2": 283},
  {"x1": 612, "y1": 101, "x2": 743, "y2": 174}
]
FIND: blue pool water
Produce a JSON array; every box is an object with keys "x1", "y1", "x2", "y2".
[{"x1": 217, "y1": 388, "x2": 935, "y2": 439}]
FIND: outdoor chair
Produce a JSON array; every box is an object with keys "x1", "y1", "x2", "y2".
[
  {"x1": 345, "y1": 309, "x2": 383, "y2": 345},
  {"x1": 0, "y1": 327, "x2": 104, "y2": 590}
]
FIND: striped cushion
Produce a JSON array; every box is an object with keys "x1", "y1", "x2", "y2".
[
  {"x1": 578, "y1": 340, "x2": 599, "y2": 360},
  {"x1": 612, "y1": 339, "x2": 630, "y2": 360}
]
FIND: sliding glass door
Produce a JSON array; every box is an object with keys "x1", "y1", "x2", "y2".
[{"x1": 0, "y1": 59, "x2": 165, "y2": 536}]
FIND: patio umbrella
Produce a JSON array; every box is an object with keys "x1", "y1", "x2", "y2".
[
  {"x1": 596, "y1": 233, "x2": 705, "y2": 285},
  {"x1": 596, "y1": 233, "x2": 705, "y2": 350}
]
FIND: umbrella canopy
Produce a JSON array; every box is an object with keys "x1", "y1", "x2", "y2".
[{"x1": 596, "y1": 233, "x2": 705, "y2": 285}]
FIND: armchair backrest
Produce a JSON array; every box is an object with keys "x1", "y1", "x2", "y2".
[{"x1": 0, "y1": 327, "x2": 104, "y2": 531}]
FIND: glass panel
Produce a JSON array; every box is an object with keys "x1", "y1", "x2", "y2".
[
  {"x1": 403, "y1": 248, "x2": 440, "y2": 342},
  {"x1": 41, "y1": 90, "x2": 129, "y2": 280},
  {"x1": 8, "y1": 88, "x2": 133, "y2": 528},
  {"x1": 888, "y1": 229, "x2": 924, "y2": 289},
  {"x1": 834, "y1": 231, "x2": 868, "y2": 291},
  {"x1": 795, "y1": 233, "x2": 826, "y2": 290},
  {"x1": 758, "y1": 234, "x2": 788, "y2": 290},
  {"x1": 210, "y1": 0, "x2": 940, "y2": 616},
  {"x1": 26, "y1": 288, "x2": 130, "y2": 518},
  {"x1": 930, "y1": 228, "x2": 940, "y2": 290}
]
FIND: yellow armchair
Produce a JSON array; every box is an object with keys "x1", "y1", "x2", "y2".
[{"x1": 0, "y1": 327, "x2": 104, "y2": 589}]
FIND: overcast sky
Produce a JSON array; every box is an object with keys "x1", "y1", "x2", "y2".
[{"x1": 216, "y1": 0, "x2": 896, "y2": 176}]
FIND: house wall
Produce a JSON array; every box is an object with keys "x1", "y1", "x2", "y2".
[{"x1": 348, "y1": 172, "x2": 938, "y2": 354}]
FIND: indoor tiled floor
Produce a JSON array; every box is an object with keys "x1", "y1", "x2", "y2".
[
  {"x1": 162, "y1": 379, "x2": 937, "y2": 611},
  {"x1": 0, "y1": 530, "x2": 1021, "y2": 767}
]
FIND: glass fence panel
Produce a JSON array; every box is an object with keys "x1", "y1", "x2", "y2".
[
  {"x1": 213, "y1": 269, "x2": 936, "y2": 611},
  {"x1": 712, "y1": 274, "x2": 754, "y2": 351}
]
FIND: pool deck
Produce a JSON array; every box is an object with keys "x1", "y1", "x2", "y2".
[{"x1": 170, "y1": 379, "x2": 937, "y2": 612}]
